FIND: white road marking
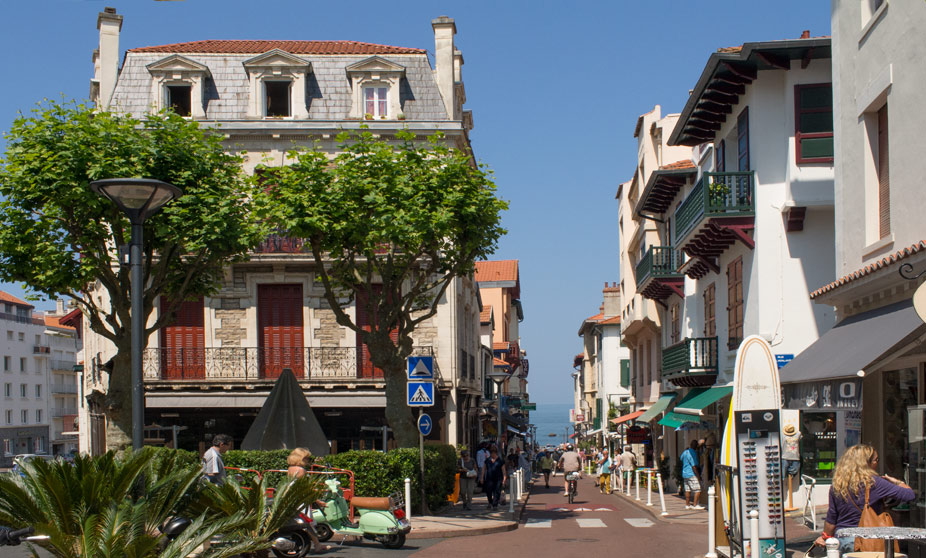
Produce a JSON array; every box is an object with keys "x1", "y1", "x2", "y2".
[
  {"x1": 624, "y1": 518, "x2": 654, "y2": 528},
  {"x1": 551, "y1": 507, "x2": 569, "y2": 512},
  {"x1": 576, "y1": 518, "x2": 607, "y2": 528},
  {"x1": 594, "y1": 507, "x2": 612, "y2": 511},
  {"x1": 573, "y1": 507, "x2": 591, "y2": 511},
  {"x1": 524, "y1": 519, "x2": 552, "y2": 528}
]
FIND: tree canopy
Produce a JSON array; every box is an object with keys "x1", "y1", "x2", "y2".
[
  {"x1": 0, "y1": 101, "x2": 267, "y2": 448},
  {"x1": 264, "y1": 129, "x2": 507, "y2": 446}
]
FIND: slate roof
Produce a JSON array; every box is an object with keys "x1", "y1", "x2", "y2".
[
  {"x1": 474, "y1": 260, "x2": 519, "y2": 283},
  {"x1": 0, "y1": 291, "x2": 33, "y2": 308},
  {"x1": 129, "y1": 40, "x2": 426, "y2": 55},
  {"x1": 810, "y1": 240, "x2": 926, "y2": 299},
  {"x1": 111, "y1": 49, "x2": 448, "y2": 121}
]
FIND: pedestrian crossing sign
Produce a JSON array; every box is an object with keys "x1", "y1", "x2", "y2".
[
  {"x1": 407, "y1": 381, "x2": 434, "y2": 407},
  {"x1": 406, "y1": 356, "x2": 434, "y2": 379}
]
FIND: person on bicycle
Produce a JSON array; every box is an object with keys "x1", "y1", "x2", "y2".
[{"x1": 558, "y1": 443, "x2": 581, "y2": 497}]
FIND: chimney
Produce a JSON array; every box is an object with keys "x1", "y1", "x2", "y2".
[
  {"x1": 56, "y1": 299, "x2": 65, "y2": 315},
  {"x1": 96, "y1": 7, "x2": 123, "y2": 110},
  {"x1": 431, "y1": 16, "x2": 456, "y2": 120},
  {"x1": 800, "y1": 30, "x2": 810, "y2": 39},
  {"x1": 602, "y1": 282, "x2": 622, "y2": 318}
]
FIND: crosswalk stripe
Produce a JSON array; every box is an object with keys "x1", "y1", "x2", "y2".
[
  {"x1": 524, "y1": 519, "x2": 552, "y2": 528},
  {"x1": 576, "y1": 518, "x2": 607, "y2": 528},
  {"x1": 624, "y1": 518, "x2": 654, "y2": 528}
]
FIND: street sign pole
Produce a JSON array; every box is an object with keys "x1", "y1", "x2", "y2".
[{"x1": 419, "y1": 408, "x2": 428, "y2": 514}]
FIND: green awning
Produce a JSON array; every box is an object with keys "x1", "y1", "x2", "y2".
[
  {"x1": 673, "y1": 386, "x2": 732, "y2": 416},
  {"x1": 658, "y1": 411, "x2": 699, "y2": 429},
  {"x1": 633, "y1": 393, "x2": 677, "y2": 424}
]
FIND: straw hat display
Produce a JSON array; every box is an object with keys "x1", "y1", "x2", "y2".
[{"x1": 783, "y1": 424, "x2": 797, "y2": 436}]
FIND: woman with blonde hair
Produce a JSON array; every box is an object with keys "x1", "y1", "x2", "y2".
[
  {"x1": 814, "y1": 443, "x2": 914, "y2": 553},
  {"x1": 285, "y1": 448, "x2": 330, "y2": 554}
]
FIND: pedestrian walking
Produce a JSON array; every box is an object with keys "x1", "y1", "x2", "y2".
[
  {"x1": 681, "y1": 440, "x2": 704, "y2": 510},
  {"x1": 458, "y1": 450, "x2": 478, "y2": 510},
  {"x1": 475, "y1": 442, "x2": 488, "y2": 493},
  {"x1": 202, "y1": 434, "x2": 232, "y2": 485},
  {"x1": 540, "y1": 452, "x2": 554, "y2": 488},
  {"x1": 480, "y1": 446, "x2": 507, "y2": 510},
  {"x1": 597, "y1": 449, "x2": 612, "y2": 495},
  {"x1": 619, "y1": 446, "x2": 636, "y2": 491}
]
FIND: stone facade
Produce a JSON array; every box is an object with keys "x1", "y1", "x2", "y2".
[{"x1": 214, "y1": 308, "x2": 246, "y2": 347}]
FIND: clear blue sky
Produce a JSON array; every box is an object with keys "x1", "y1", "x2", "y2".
[{"x1": 0, "y1": 1, "x2": 831, "y2": 405}]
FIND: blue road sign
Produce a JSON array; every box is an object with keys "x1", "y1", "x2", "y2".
[
  {"x1": 417, "y1": 413, "x2": 433, "y2": 436},
  {"x1": 407, "y1": 356, "x2": 434, "y2": 379},
  {"x1": 775, "y1": 354, "x2": 794, "y2": 369},
  {"x1": 407, "y1": 381, "x2": 434, "y2": 407}
]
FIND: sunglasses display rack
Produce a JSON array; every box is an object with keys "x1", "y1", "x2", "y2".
[{"x1": 734, "y1": 409, "x2": 786, "y2": 558}]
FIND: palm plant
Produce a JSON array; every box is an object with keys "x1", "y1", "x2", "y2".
[{"x1": 0, "y1": 449, "x2": 280, "y2": 558}]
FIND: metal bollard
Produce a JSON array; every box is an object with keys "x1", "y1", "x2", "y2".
[
  {"x1": 656, "y1": 472, "x2": 668, "y2": 516},
  {"x1": 635, "y1": 469, "x2": 642, "y2": 501},
  {"x1": 405, "y1": 478, "x2": 412, "y2": 521},
  {"x1": 646, "y1": 470, "x2": 654, "y2": 506},
  {"x1": 748, "y1": 510, "x2": 759, "y2": 558},
  {"x1": 508, "y1": 474, "x2": 515, "y2": 513},
  {"x1": 825, "y1": 538, "x2": 840, "y2": 558},
  {"x1": 705, "y1": 485, "x2": 717, "y2": 558},
  {"x1": 626, "y1": 470, "x2": 632, "y2": 496}
]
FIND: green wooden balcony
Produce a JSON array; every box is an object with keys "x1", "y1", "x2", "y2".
[
  {"x1": 635, "y1": 246, "x2": 684, "y2": 300},
  {"x1": 662, "y1": 337, "x2": 718, "y2": 387},
  {"x1": 673, "y1": 172, "x2": 755, "y2": 260}
]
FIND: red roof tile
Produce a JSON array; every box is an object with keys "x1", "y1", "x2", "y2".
[
  {"x1": 493, "y1": 342, "x2": 510, "y2": 351},
  {"x1": 599, "y1": 316, "x2": 621, "y2": 325},
  {"x1": 44, "y1": 315, "x2": 76, "y2": 331},
  {"x1": 717, "y1": 46, "x2": 743, "y2": 54},
  {"x1": 475, "y1": 260, "x2": 519, "y2": 283},
  {"x1": 0, "y1": 291, "x2": 33, "y2": 308},
  {"x1": 811, "y1": 240, "x2": 926, "y2": 299},
  {"x1": 660, "y1": 160, "x2": 695, "y2": 170},
  {"x1": 479, "y1": 305, "x2": 493, "y2": 324},
  {"x1": 129, "y1": 40, "x2": 426, "y2": 55},
  {"x1": 585, "y1": 312, "x2": 604, "y2": 323},
  {"x1": 493, "y1": 357, "x2": 511, "y2": 368}
]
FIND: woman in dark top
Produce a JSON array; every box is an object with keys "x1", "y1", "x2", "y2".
[
  {"x1": 814, "y1": 443, "x2": 915, "y2": 554},
  {"x1": 480, "y1": 446, "x2": 508, "y2": 510}
]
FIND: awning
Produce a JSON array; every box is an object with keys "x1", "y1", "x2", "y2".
[
  {"x1": 632, "y1": 394, "x2": 677, "y2": 424},
  {"x1": 584, "y1": 427, "x2": 605, "y2": 437},
  {"x1": 674, "y1": 385, "x2": 732, "y2": 416},
  {"x1": 610, "y1": 409, "x2": 646, "y2": 425},
  {"x1": 658, "y1": 412, "x2": 699, "y2": 429},
  {"x1": 780, "y1": 299, "x2": 925, "y2": 383}
]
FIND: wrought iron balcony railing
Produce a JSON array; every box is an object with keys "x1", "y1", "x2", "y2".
[
  {"x1": 674, "y1": 172, "x2": 755, "y2": 245},
  {"x1": 143, "y1": 346, "x2": 436, "y2": 383},
  {"x1": 662, "y1": 337, "x2": 719, "y2": 387}
]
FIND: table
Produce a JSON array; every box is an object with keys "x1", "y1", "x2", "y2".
[{"x1": 835, "y1": 526, "x2": 926, "y2": 558}]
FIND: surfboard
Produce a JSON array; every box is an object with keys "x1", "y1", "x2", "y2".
[{"x1": 719, "y1": 335, "x2": 782, "y2": 534}]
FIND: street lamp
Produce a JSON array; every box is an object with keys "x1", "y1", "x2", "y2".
[
  {"x1": 90, "y1": 178, "x2": 182, "y2": 451},
  {"x1": 487, "y1": 370, "x2": 510, "y2": 450}
]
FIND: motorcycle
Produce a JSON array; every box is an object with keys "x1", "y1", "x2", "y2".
[
  {"x1": 161, "y1": 513, "x2": 315, "y2": 558},
  {"x1": 0, "y1": 526, "x2": 49, "y2": 546},
  {"x1": 311, "y1": 477, "x2": 411, "y2": 549}
]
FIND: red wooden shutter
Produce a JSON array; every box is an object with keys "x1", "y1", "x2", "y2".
[
  {"x1": 159, "y1": 297, "x2": 205, "y2": 379},
  {"x1": 355, "y1": 286, "x2": 398, "y2": 379},
  {"x1": 258, "y1": 284, "x2": 304, "y2": 378},
  {"x1": 878, "y1": 104, "x2": 890, "y2": 239}
]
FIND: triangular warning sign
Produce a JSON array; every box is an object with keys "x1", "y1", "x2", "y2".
[
  {"x1": 410, "y1": 359, "x2": 431, "y2": 377},
  {"x1": 410, "y1": 385, "x2": 432, "y2": 403}
]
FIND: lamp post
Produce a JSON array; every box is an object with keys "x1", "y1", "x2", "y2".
[
  {"x1": 487, "y1": 370, "x2": 510, "y2": 451},
  {"x1": 90, "y1": 178, "x2": 182, "y2": 451}
]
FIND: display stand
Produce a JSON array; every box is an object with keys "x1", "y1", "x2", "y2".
[{"x1": 734, "y1": 409, "x2": 786, "y2": 558}]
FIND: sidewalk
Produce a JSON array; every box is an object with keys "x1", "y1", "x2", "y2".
[{"x1": 406, "y1": 477, "x2": 532, "y2": 539}]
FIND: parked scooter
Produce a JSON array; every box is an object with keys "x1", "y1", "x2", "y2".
[
  {"x1": 161, "y1": 513, "x2": 316, "y2": 558},
  {"x1": 311, "y1": 478, "x2": 411, "y2": 549}
]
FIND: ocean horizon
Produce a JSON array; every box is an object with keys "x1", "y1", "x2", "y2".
[{"x1": 529, "y1": 401, "x2": 574, "y2": 446}]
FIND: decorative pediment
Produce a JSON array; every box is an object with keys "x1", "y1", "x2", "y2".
[
  {"x1": 146, "y1": 54, "x2": 210, "y2": 76},
  {"x1": 243, "y1": 49, "x2": 311, "y2": 73},
  {"x1": 345, "y1": 56, "x2": 406, "y2": 76}
]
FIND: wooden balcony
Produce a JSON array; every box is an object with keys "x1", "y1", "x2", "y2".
[
  {"x1": 673, "y1": 172, "x2": 755, "y2": 277},
  {"x1": 635, "y1": 246, "x2": 684, "y2": 301},
  {"x1": 662, "y1": 337, "x2": 718, "y2": 387}
]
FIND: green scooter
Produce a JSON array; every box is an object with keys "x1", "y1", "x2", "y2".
[{"x1": 311, "y1": 477, "x2": 411, "y2": 549}]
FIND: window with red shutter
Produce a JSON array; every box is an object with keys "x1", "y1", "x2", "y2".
[
  {"x1": 159, "y1": 297, "x2": 205, "y2": 379},
  {"x1": 258, "y1": 284, "x2": 305, "y2": 378},
  {"x1": 726, "y1": 258, "x2": 743, "y2": 349}
]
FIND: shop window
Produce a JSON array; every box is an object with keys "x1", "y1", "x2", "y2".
[
  {"x1": 794, "y1": 83, "x2": 834, "y2": 164},
  {"x1": 167, "y1": 85, "x2": 192, "y2": 117},
  {"x1": 265, "y1": 81, "x2": 291, "y2": 117},
  {"x1": 801, "y1": 412, "x2": 838, "y2": 480}
]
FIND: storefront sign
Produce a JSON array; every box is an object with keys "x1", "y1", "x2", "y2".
[{"x1": 783, "y1": 379, "x2": 861, "y2": 409}]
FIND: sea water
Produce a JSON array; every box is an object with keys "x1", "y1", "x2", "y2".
[{"x1": 528, "y1": 401, "x2": 574, "y2": 447}]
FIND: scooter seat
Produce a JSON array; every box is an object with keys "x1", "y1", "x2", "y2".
[{"x1": 350, "y1": 496, "x2": 392, "y2": 511}]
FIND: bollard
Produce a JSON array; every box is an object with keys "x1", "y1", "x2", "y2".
[
  {"x1": 405, "y1": 478, "x2": 412, "y2": 521},
  {"x1": 825, "y1": 538, "x2": 840, "y2": 558},
  {"x1": 646, "y1": 470, "x2": 654, "y2": 506},
  {"x1": 626, "y1": 470, "x2": 632, "y2": 496},
  {"x1": 656, "y1": 472, "x2": 668, "y2": 517},
  {"x1": 705, "y1": 485, "x2": 717, "y2": 558},
  {"x1": 508, "y1": 474, "x2": 515, "y2": 513},
  {"x1": 748, "y1": 510, "x2": 759, "y2": 558},
  {"x1": 515, "y1": 470, "x2": 522, "y2": 501},
  {"x1": 635, "y1": 469, "x2": 642, "y2": 501}
]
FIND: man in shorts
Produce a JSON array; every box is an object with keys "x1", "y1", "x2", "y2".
[
  {"x1": 681, "y1": 439, "x2": 705, "y2": 510},
  {"x1": 558, "y1": 443, "x2": 581, "y2": 496}
]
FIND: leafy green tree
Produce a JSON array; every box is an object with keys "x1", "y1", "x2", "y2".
[
  {"x1": 0, "y1": 101, "x2": 267, "y2": 450},
  {"x1": 263, "y1": 130, "x2": 507, "y2": 447},
  {"x1": 0, "y1": 448, "x2": 316, "y2": 558}
]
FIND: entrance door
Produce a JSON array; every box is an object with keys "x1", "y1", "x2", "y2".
[
  {"x1": 159, "y1": 297, "x2": 205, "y2": 379},
  {"x1": 355, "y1": 286, "x2": 397, "y2": 379},
  {"x1": 258, "y1": 284, "x2": 305, "y2": 378}
]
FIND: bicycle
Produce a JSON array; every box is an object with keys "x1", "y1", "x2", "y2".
[{"x1": 566, "y1": 471, "x2": 580, "y2": 504}]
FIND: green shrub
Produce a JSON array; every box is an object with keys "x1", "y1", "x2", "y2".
[{"x1": 222, "y1": 449, "x2": 291, "y2": 472}]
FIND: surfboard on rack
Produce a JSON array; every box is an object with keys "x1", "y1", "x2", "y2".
[{"x1": 719, "y1": 335, "x2": 782, "y2": 529}]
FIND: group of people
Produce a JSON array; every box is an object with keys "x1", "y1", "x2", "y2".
[{"x1": 456, "y1": 442, "x2": 535, "y2": 510}]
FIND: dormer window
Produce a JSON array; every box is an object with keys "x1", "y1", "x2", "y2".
[
  {"x1": 243, "y1": 49, "x2": 311, "y2": 119},
  {"x1": 346, "y1": 57, "x2": 406, "y2": 120},
  {"x1": 146, "y1": 55, "x2": 210, "y2": 119}
]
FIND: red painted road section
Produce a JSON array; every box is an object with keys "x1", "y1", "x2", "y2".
[{"x1": 410, "y1": 475, "x2": 708, "y2": 557}]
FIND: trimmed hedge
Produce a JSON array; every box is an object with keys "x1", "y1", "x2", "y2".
[{"x1": 214, "y1": 445, "x2": 457, "y2": 513}]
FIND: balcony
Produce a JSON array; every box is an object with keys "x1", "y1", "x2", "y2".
[
  {"x1": 673, "y1": 172, "x2": 755, "y2": 277},
  {"x1": 52, "y1": 407, "x2": 77, "y2": 418},
  {"x1": 33, "y1": 345, "x2": 50, "y2": 355},
  {"x1": 51, "y1": 383, "x2": 78, "y2": 395},
  {"x1": 52, "y1": 360, "x2": 77, "y2": 372},
  {"x1": 0, "y1": 312, "x2": 44, "y2": 326},
  {"x1": 662, "y1": 337, "x2": 718, "y2": 387},
  {"x1": 254, "y1": 232, "x2": 310, "y2": 254},
  {"x1": 635, "y1": 246, "x2": 685, "y2": 301},
  {"x1": 142, "y1": 346, "x2": 436, "y2": 384}
]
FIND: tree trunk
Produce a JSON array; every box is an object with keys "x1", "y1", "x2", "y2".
[
  {"x1": 384, "y1": 363, "x2": 418, "y2": 447},
  {"x1": 104, "y1": 350, "x2": 134, "y2": 451}
]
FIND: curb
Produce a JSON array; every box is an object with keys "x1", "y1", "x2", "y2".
[{"x1": 407, "y1": 480, "x2": 533, "y2": 539}]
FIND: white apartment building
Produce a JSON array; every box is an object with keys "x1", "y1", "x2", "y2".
[{"x1": 44, "y1": 301, "x2": 80, "y2": 457}]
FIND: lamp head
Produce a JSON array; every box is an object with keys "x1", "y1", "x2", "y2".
[
  {"x1": 487, "y1": 370, "x2": 510, "y2": 385},
  {"x1": 91, "y1": 178, "x2": 182, "y2": 223}
]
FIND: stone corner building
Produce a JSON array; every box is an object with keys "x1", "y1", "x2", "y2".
[{"x1": 81, "y1": 8, "x2": 485, "y2": 453}]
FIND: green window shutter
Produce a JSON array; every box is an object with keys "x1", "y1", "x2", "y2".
[
  {"x1": 594, "y1": 399, "x2": 603, "y2": 430},
  {"x1": 620, "y1": 360, "x2": 630, "y2": 388}
]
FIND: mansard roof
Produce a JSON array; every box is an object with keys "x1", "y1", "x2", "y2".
[{"x1": 129, "y1": 40, "x2": 426, "y2": 55}]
